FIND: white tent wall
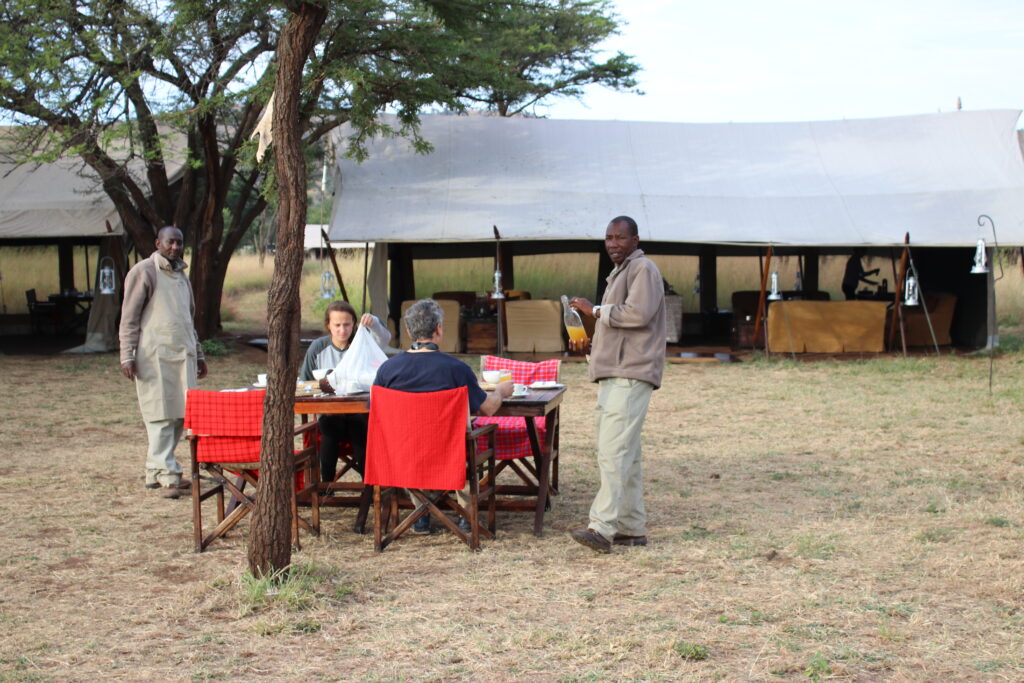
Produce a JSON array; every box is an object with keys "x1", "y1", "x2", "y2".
[{"x1": 328, "y1": 110, "x2": 1024, "y2": 248}]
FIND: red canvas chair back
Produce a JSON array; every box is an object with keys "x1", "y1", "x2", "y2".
[
  {"x1": 365, "y1": 385, "x2": 468, "y2": 491},
  {"x1": 482, "y1": 356, "x2": 560, "y2": 384},
  {"x1": 185, "y1": 389, "x2": 265, "y2": 464}
]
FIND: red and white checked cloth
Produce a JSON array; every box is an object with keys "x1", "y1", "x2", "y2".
[{"x1": 475, "y1": 357, "x2": 560, "y2": 460}]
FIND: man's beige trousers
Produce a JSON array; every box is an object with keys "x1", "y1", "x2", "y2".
[
  {"x1": 144, "y1": 418, "x2": 184, "y2": 486},
  {"x1": 588, "y1": 377, "x2": 653, "y2": 541}
]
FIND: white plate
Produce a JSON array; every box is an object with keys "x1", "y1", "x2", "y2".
[
  {"x1": 252, "y1": 382, "x2": 267, "y2": 388},
  {"x1": 529, "y1": 381, "x2": 562, "y2": 389}
]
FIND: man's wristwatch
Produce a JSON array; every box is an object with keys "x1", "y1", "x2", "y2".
[{"x1": 592, "y1": 305, "x2": 601, "y2": 318}]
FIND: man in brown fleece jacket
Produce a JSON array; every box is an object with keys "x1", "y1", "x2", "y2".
[{"x1": 569, "y1": 216, "x2": 666, "y2": 553}]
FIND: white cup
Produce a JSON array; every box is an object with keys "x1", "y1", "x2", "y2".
[
  {"x1": 256, "y1": 373, "x2": 267, "y2": 385},
  {"x1": 512, "y1": 383, "x2": 528, "y2": 396},
  {"x1": 312, "y1": 368, "x2": 329, "y2": 380}
]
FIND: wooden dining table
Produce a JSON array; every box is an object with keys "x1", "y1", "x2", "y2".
[{"x1": 294, "y1": 385, "x2": 566, "y2": 536}]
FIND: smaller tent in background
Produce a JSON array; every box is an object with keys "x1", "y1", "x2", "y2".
[{"x1": 0, "y1": 128, "x2": 186, "y2": 351}]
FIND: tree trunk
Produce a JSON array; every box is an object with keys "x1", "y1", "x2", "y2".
[{"x1": 248, "y1": 2, "x2": 327, "y2": 577}]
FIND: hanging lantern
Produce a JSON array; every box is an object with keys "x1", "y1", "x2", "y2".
[
  {"x1": 98, "y1": 257, "x2": 117, "y2": 295},
  {"x1": 319, "y1": 271, "x2": 336, "y2": 300},
  {"x1": 970, "y1": 238, "x2": 989, "y2": 274},
  {"x1": 767, "y1": 272, "x2": 783, "y2": 301},
  {"x1": 491, "y1": 268, "x2": 504, "y2": 299},
  {"x1": 903, "y1": 274, "x2": 920, "y2": 306}
]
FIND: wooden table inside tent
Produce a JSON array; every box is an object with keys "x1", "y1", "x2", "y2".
[{"x1": 294, "y1": 385, "x2": 566, "y2": 536}]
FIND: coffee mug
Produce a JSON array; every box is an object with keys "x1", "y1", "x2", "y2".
[{"x1": 512, "y1": 383, "x2": 528, "y2": 396}]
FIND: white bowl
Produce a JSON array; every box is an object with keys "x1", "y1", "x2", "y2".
[
  {"x1": 312, "y1": 368, "x2": 329, "y2": 380},
  {"x1": 482, "y1": 370, "x2": 502, "y2": 384}
]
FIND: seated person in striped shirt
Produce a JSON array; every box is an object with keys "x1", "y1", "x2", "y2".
[{"x1": 299, "y1": 300, "x2": 390, "y2": 487}]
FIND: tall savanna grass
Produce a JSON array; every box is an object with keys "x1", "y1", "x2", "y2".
[
  {"x1": 4, "y1": 245, "x2": 1022, "y2": 332},
  {"x1": 0, "y1": 246, "x2": 96, "y2": 314}
]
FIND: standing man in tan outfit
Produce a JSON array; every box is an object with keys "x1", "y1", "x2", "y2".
[
  {"x1": 569, "y1": 215, "x2": 666, "y2": 553},
  {"x1": 119, "y1": 226, "x2": 208, "y2": 499}
]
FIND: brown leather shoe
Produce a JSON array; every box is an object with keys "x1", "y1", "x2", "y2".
[
  {"x1": 612, "y1": 533, "x2": 648, "y2": 546},
  {"x1": 570, "y1": 528, "x2": 611, "y2": 554},
  {"x1": 175, "y1": 480, "x2": 191, "y2": 490},
  {"x1": 160, "y1": 485, "x2": 181, "y2": 499}
]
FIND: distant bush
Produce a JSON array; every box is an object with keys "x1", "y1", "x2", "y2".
[{"x1": 201, "y1": 338, "x2": 230, "y2": 357}]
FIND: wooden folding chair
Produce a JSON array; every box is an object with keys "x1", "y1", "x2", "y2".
[
  {"x1": 365, "y1": 385, "x2": 496, "y2": 551},
  {"x1": 185, "y1": 389, "x2": 320, "y2": 553},
  {"x1": 475, "y1": 356, "x2": 561, "y2": 509},
  {"x1": 302, "y1": 427, "x2": 373, "y2": 533},
  {"x1": 25, "y1": 289, "x2": 59, "y2": 335}
]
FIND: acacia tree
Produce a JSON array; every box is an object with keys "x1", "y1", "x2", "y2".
[
  {"x1": 250, "y1": 0, "x2": 326, "y2": 575},
  {"x1": 0, "y1": 1, "x2": 637, "y2": 340},
  {"x1": 250, "y1": 0, "x2": 530, "y2": 575}
]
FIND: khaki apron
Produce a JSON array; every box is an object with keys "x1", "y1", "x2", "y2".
[{"x1": 134, "y1": 263, "x2": 197, "y2": 422}]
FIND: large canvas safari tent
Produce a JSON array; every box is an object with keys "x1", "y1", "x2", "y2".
[{"x1": 327, "y1": 110, "x2": 1024, "y2": 350}]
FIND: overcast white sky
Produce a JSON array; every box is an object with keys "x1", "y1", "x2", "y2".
[{"x1": 540, "y1": 0, "x2": 1024, "y2": 126}]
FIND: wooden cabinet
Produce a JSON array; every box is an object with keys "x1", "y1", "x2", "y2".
[{"x1": 465, "y1": 318, "x2": 498, "y2": 354}]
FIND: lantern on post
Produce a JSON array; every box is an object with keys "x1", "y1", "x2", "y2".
[
  {"x1": 970, "y1": 238, "x2": 989, "y2": 274},
  {"x1": 319, "y1": 271, "x2": 336, "y2": 300},
  {"x1": 98, "y1": 257, "x2": 117, "y2": 295},
  {"x1": 767, "y1": 272, "x2": 783, "y2": 301},
  {"x1": 903, "y1": 274, "x2": 920, "y2": 307}
]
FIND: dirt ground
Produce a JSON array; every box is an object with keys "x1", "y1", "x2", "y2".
[{"x1": 1, "y1": 345, "x2": 1022, "y2": 681}]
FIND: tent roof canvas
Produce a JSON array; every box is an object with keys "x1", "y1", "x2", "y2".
[
  {"x1": 0, "y1": 154, "x2": 122, "y2": 239},
  {"x1": 0, "y1": 127, "x2": 188, "y2": 241},
  {"x1": 328, "y1": 110, "x2": 1024, "y2": 248}
]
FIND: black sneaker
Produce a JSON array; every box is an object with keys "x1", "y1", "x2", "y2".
[{"x1": 412, "y1": 515, "x2": 431, "y2": 535}]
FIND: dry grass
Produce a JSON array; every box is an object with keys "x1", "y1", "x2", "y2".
[{"x1": 2, "y1": 346, "x2": 1023, "y2": 680}]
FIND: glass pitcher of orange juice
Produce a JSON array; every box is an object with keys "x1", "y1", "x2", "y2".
[{"x1": 560, "y1": 295, "x2": 589, "y2": 347}]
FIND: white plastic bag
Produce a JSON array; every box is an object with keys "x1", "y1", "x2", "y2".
[{"x1": 328, "y1": 326, "x2": 387, "y2": 395}]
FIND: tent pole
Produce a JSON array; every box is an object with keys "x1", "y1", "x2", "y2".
[
  {"x1": 493, "y1": 226, "x2": 505, "y2": 356},
  {"x1": 361, "y1": 242, "x2": 369, "y2": 314},
  {"x1": 321, "y1": 228, "x2": 349, "y2": 303},
  {"x1": 753, "y1": 246, "x2": 772, "y2": 356},
  {"x1": 905, "y1": 251, "x2": 941, "y2": 355},
  {"x1": 888, "y1": 234, "x2": 910, "y2": 353},
  {"x1": 803, "y1": 248, "x2": 819, "y2": 292}
]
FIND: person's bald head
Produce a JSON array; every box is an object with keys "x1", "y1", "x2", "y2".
[{"x1": 155, "y1": 226, "x2": 184, "y2": 261}]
